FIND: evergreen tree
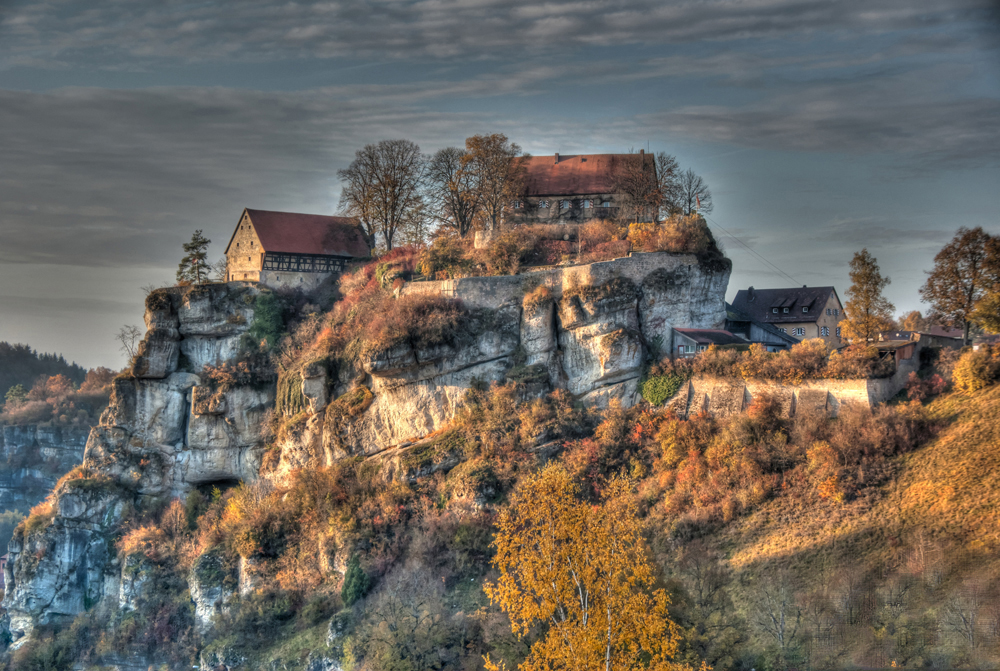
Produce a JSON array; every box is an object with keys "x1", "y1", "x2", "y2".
[
  {"x1": 177, "y1": 230, "x2": 212, "y2": 284},
  {"x1": 841, "y1": 248, "x2": 895, "y2": 344}
]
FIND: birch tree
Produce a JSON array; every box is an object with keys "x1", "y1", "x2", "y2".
[{"x1": 484, "y1": 463, "x2": 700, "y2": 671}]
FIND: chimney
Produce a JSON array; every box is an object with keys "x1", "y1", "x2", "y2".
[
  {"x1": 554, "y1": 153, "x2": 559, "y2": 164},
  {"x1": 639, "y1": 149, "x2": 645, "y2": 155},
  {"x1": 748, "y1": 286, "x2": 755, "y2": 301}
]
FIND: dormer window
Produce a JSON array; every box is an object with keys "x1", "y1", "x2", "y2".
[
  {"x1": 772, "y1": 308, "x2": 778, "y2": 313},
  {"x1": 783, "y1": 307, "x2": 789, "y2": 313},
  {"x1": 802, "y1": 307, "x2": 808, "y2": 313}
]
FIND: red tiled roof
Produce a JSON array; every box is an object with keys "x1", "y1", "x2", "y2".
[
  {"x1": 228, "y1": 209, "x2": 370, "y2": 258},
  {"x1": 521, "y1": 153, "x2": 654, "y2": 197}
]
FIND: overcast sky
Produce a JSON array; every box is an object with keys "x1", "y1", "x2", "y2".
[{"x1": 1, "y1": 0, "x2": 998, "y2": 368}]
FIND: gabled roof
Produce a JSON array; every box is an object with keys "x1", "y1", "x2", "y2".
[
  {"x1": 521, "y1": 153, "x2": 654, "y2": 197},
  {"x1": 726, "y1": 302, "x2": 800, "y2": 345},
  {"x1": 731, "y1": 286, "x2": 841, "y2": 324},
  {"x1": 674, "y1": 328, "x2": 747, "y2": 346},
  {"x1": 225, "y1": 209, "x2": 370, "y2": 258}
]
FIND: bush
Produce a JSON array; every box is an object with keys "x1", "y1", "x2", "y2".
[
  {"x1": 641, "y1": 374, "x2": 685, "y2": 406},
  {"x1": 627, "y1": 215, "x2": 711, "y2": 254},
  {"x1": 953, "y1": 345, "x2": 1000, "y2": 393},
  {"x1": 341, "y1": 554, "x2": 371, "y2": 606}
]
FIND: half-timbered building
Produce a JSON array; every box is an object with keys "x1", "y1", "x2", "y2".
[{"x1": 225, "y1": 209, "x2": 370, "y2": 290}]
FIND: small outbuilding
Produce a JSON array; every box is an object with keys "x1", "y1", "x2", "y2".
[
  {"x1": 224, "y1": 208, "x2": 370, "y2": 290},
  {"x1": 672, "y1": 328, "x2": 748, "y2": 358}
]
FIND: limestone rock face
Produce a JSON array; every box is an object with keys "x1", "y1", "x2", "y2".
[
  {"x1": 3, "y1": 283, "x2": 270, "y2": 644},
  {"x1": 189, "y1": 551, "x2": 235, "y2": 635},
  {"x1": 285, "y1": 252, "x2": 731, "y2": 466},
  {"x1": 0, "y1": 425, "x2": 87, "y2": 511}
]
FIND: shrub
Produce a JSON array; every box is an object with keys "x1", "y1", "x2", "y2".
[
  {"x1": 952, "y1": 345, "x2": 1000, "y2": 393},
  {"x1": 418, "y1": 234, "x2": 473, "y2": 278},
  {"x1": 627, "y1": 215, "x2": 711, "y2": 254},
  {"x1": 342, "y1": 554, "x2": 372, "y2": 606},
  {"x1": 243, "y1": 292, "x2": 284, "y2": 351},
  {"x1": 641, "y1": 374, "x2": 685, "y2": 406}
]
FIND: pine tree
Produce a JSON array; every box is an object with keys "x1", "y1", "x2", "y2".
[
  {"x1": 841, "y1": 248, "x2": 895, "y2": 344},
  {"x1": 176, "y1": 230, "x2": 212, "y2": 285}
]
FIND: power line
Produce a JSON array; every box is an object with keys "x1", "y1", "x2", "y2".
[{"x1": 701, "y1": 213, "x2": 803, "y2": 287}]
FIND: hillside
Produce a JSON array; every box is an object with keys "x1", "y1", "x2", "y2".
[{"x1": 2, "y1": 260, "x2": 999, "y2": 670}]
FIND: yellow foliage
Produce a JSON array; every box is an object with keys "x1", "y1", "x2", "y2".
[{"x1": 484, "y1": 463, "x2": 704, "y2": 671}]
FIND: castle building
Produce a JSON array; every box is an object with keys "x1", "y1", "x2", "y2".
[
  {"x1": 224, "y1": 208, "x2": 370, "y2": 290},
  {"x1": 511, "y1": 151, "x2": 657, "y2": 224},
  {"x1": 730, "y1": 285, "x2": 845, "y2": 348}
]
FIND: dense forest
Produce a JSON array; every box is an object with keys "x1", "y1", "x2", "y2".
[{"x1": 0, "y1": 343, "x2": 87, "y2": 401}]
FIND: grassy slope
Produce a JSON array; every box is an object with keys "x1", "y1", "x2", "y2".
[{"x1": 710, "y1": 384, "x2": 1000, "y2": 584}]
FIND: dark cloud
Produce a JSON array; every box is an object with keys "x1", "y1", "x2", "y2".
[
  {"x1": 1, "y1": 0, "x2": 994, "y2": 67},
  {"x1": 655, "y1": 67, "x2": 1000, "y2": 167}
]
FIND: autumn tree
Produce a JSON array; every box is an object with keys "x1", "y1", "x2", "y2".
[
  {"x1": 484, "y1": 463, "x2": 699, "y2": 671},
  {"x1": 896, "y1": 310, "x2": 931, "y2": 333},
  {"x1": 462, "y1": 133, "x2": 528, "y2": 233},
  {"x1": 610, "y1": 151, "x2": 685, "y2": 224},
  {"x1": 338, "y1": 139, "x2": 425, "y2": 251},
  {"x1": 426, "y1": 146, "x2": 480, "y2": 238},
  {"x1": 176, "y1": 229, "x2": 211, "y2": 284},
  {"x1": 841, "y1": 249, "x2": 895, "y2": 344},
  {"x1": 676, "y1": 168, "x2": 713, "y2": 216},
  {"x1": 920, "y1": 227, "x2": 999, "y2": 343},
  {"x1": 971, "y1": 234, "x2": 1000, "y2": 334}
]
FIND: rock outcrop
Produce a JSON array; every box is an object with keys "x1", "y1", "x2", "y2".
[
  {"x1": 3, "y1": 283, "x2": 271, "y2": 644},
  {"x1": 273, "y1": 251, "x2": 730, "y2": 475},
  {"x1": 3, "y1": 252, "x2": 730, "y2": 645}
]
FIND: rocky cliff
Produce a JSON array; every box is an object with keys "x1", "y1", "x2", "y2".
[
  {"x1": 2, "y1": 251, "x2": 730, "y2": 648},
  {"x1": 0, "y1": 425, "x2": 88, "y2": 512},
  {"x1": 276, "y1": 251, "x2": 730, "y2": 476},
  {"x1": 2, "y1": 283, "x2": 272, "y2": 645}
]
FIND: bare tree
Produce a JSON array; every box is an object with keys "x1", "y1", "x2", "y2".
[
  {"x1": 356, "y1": 562, "x2": 458, "y2": 670},
  {"x1": 425, "y1": 146, "x2": 479, "y2": 238},
  {"x1": 611, "y1": 150, "x2": 683, "y2": 223},
  {"x1": 677, "y1": 168, "x2": 714, "y2": 215},
  {"x1": 212, "y1": 255, "x2": 230, "y2": 282},
  {"x1": 461, "y1": 133, "x2": 528, "y2": 232},
  {"x1": 338, "y1": 139, "x2": 425, "y2": 251},
  {"x1": 116, "y1": 325, "x2": 143, "y2": 364},
  {"x1": 751, "y1": 574, "x2": 802, "y2": 655},
  {"x1": 943, "y1": 580, "x2": 990, "y2": 650}
]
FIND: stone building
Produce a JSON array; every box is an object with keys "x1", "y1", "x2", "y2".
[
  {"x1": 730, "y1": 285, "x2": 845, "y2": 348},
  {"x1": 224, "y1": 208, "x2": 370, "y2": 290},
  {"x1": 511, "y1": 151, "x2": 657, "y2": 224}
]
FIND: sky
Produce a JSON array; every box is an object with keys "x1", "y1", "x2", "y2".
[{"x1": 1, "y1": 0, "x2": 998, "y2": 369}]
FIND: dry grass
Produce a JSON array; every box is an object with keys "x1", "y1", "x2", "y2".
[{"x1": 702, "y1": 384, "x2": 1000, "y2": 584}]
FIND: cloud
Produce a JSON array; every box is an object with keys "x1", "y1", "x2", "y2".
[
  {"x1": 1, "y1": 0, "x2": 994, "y2": 67},
  {"x1": 653, "y1": 65, "x2": 1000, "y2": 167}
]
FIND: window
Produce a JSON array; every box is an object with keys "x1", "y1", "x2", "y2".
[
  {"x1": 511, "y1": 200, "x2": 522, "y2": 209},
  {"x1": 821, "y1": 326, "x2": 830, "y2": 336},
  {"x1": 834, "y1": 309, "x2": 839, "y2": 316},
  {"x1": 772, "y1": 308, "x2": 778, "y2": 313},
  {"x1": 779, "y1": 328, "x2": 787, "y2": 333},
  {"x1": 582, "y1": 200, "x2": 592, "y2": 209},
  {"x1": 560, "y1": 200, "x2": 571, "y2": 210},
  {"x1": 538, "y1": 201, "x2": 549, "y2": 209},
  {"x1": 698, "y1": 345, "x2": 708, "y2": 352},
  {"x1": 601, "y1": 201, "x2": 611, "y2": 208},
  {"x1": 826, "y1": 308, "x2": 832, "y2": 316},
  {"x1": 783, "y1": 307, "x2": 789, "y2": 313},
  {"x1": 802, "y1": 307, "x2": 808, "y2": 313},
  {"x1": 793, "y1": 327, "x2": 805, "y2": 336},
  {"x1": 685, "y1": 345, "x2": 694, "y2": 353},
  {"x1": 836, "y1": 327, "x2": 841, "y2": 338}
]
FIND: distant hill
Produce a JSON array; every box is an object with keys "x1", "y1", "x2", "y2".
[{"x1": 0, "y1": 342, "x2": 87, "y2": 398}]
